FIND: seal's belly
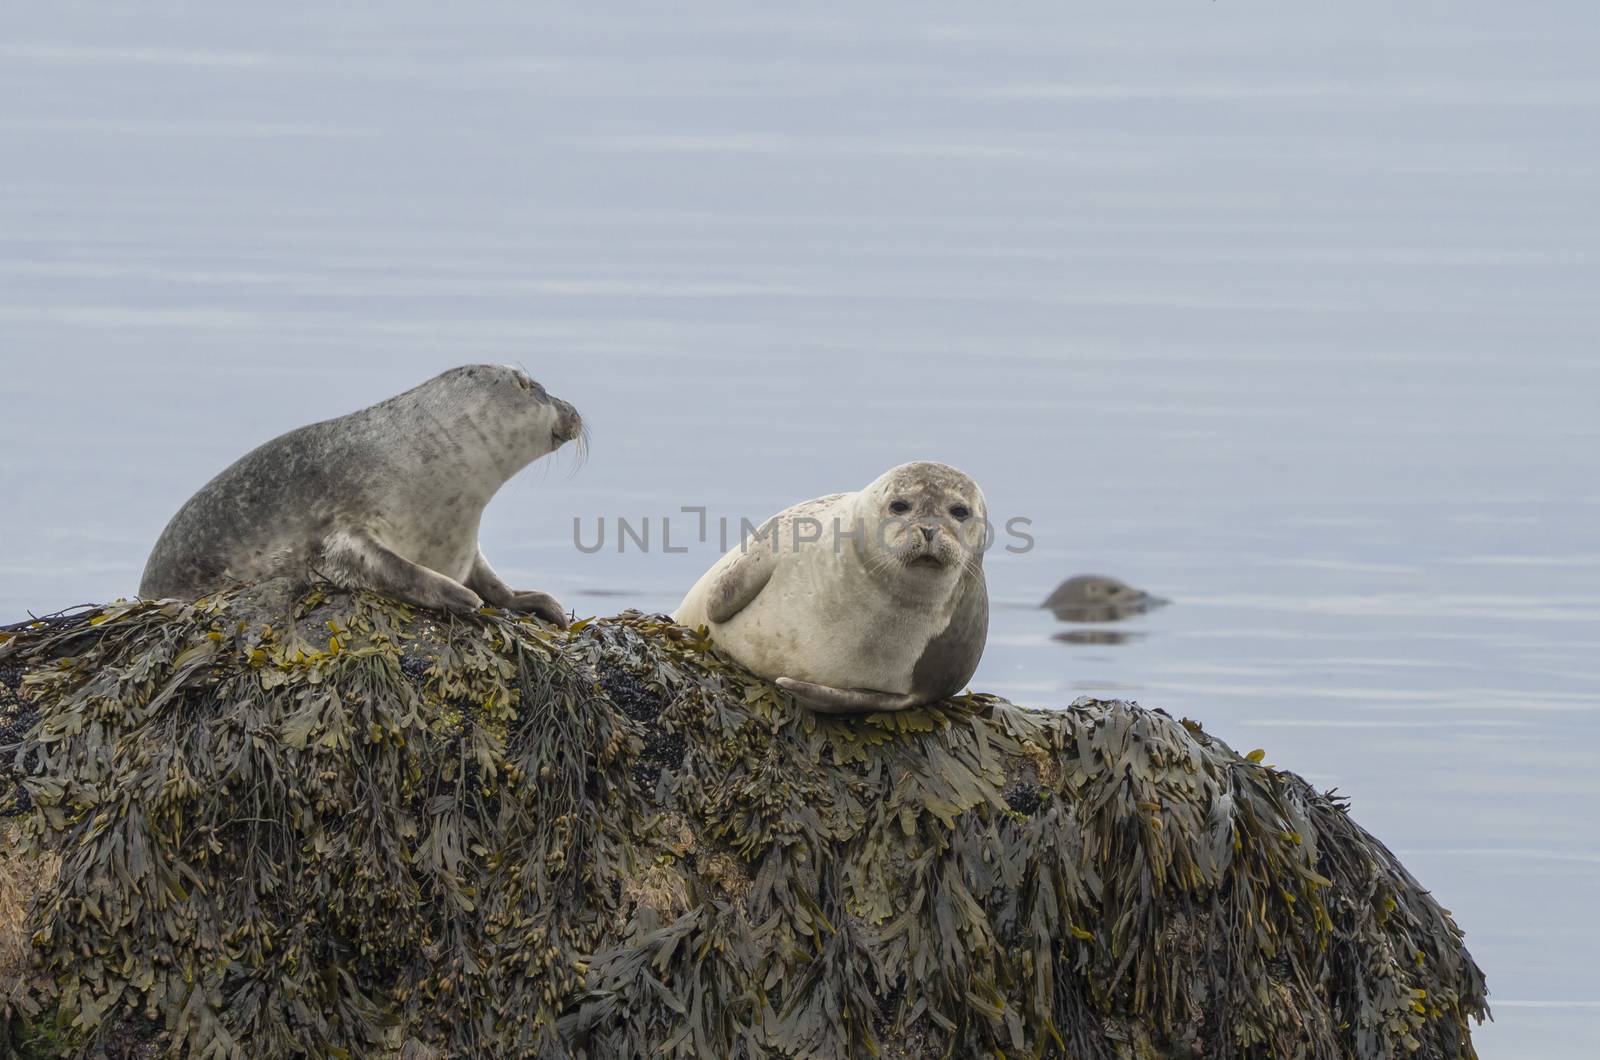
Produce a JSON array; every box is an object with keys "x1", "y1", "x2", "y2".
[{"x1": 714, "y1": 558, "x2": 932, "y2": 694}]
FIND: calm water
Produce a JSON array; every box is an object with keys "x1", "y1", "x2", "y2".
[{"x1": 3, "y1": 2, "x2": 1598, "y2": 1053}]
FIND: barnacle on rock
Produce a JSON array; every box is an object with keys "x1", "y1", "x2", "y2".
[{"x1": 0, "y1": 581, "x2": 1487, "y2": 1059}]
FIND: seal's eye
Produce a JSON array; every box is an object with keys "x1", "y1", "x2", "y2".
[
  {"x1": 949, "y1": 505, "x2": 970, "y2": 521},
  {"x1": 889, "y1": 500, "x2": 911, "y2": 515}
]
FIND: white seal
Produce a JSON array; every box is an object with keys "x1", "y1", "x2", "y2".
[{"x1": 673, "y1": 461, "x2": 989, "y2": 713}]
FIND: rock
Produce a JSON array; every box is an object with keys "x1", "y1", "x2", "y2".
[{"x1": 0, "y1": 581, "x2": 1487, "y2": 1059}]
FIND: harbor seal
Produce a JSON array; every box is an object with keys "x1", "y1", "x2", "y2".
[
  {"x1": 139, "y1": 364, "x2": 580, "y2": 624},
  {"x1": 1042, "y1": 575, "x2": 1167, "y2": 623},
  {"x1": 673, "y1": 461, "x2": 989, "y2": 713}
]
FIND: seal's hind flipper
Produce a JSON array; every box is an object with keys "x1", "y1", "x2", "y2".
[{"x1": 776, "y1": 677, "x2": 919, "y2": 714}]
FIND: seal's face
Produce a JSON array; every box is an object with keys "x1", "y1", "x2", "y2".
[
  {"x1": 859, "y1": 461, "x2": 987, "y2": 585},
  {"x1": 440, "y1": 364, "x2": 583, "y2": 456},
  {"x1": 1061, "y1": 576, "x2": 1136, "y2": 603},
  {"x1": 1042, "y1": 575, "x2": 1166, "y2": 623}
]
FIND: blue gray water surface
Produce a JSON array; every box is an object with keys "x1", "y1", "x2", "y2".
[{"x1": 2, "y1": 2, "x2": 1597, "y2": 1053}]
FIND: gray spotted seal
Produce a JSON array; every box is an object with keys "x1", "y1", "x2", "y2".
[
  {"x1": 1042, "y1": 574, "x2": 1166, "y2": 623},
  {"x1": 139, "y1": 364, "x2": 580, "y2": 624},
  {"x1": 673, "y1": 461, "x2": 989, "y2": 713}
]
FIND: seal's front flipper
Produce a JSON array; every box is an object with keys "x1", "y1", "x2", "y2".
[
  {"x1": 506, "y1": 590, "x2": 567, "y2": 627},
  {"x1": 465, "y1": 550, "x2": 517, "y2": 607},
  {"x1": 323, "y1": 529, "x2": 483, "y2": 613},
  {"x1": 705, "y1": 528, "x2": 778, "y2": 624},
  {"x1": 776, "y1": 677, "x2": 920, "y2": 714},
  {"x1": 466, "y1": 550, "x2": 566, "y2": 625}
]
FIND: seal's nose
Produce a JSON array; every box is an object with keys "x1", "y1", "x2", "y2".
[
  {"x1": 919, "y1": 525, "x2": 937, "y2": 542},
  {"x1": 552, "y1": 398, "x2": 582, "y2": 443}
]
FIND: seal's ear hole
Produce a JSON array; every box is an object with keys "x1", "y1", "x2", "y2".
[
  {"x1": 949, "y1": 505, "x2": 971, "y2": 521},
  {"x1": 889, "y1": 500, "x2": 911, "y2": 515}
]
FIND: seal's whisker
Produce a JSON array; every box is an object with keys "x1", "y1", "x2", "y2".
[{"x1": 567, "y1": 423, "x2": 590, "y2": 478}]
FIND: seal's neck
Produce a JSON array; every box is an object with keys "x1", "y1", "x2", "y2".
[{"x1": 369, "y1": 389, "x2": 540, "y2": 508}]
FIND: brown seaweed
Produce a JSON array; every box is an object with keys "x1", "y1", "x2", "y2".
[{"x1": 0, "y1": 582, "x2": 1487, "y2": 1059}]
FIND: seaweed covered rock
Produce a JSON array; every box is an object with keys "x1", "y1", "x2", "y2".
[{"x1": 0, "y1": 583, "x2": 1487, "y2": 1059}]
